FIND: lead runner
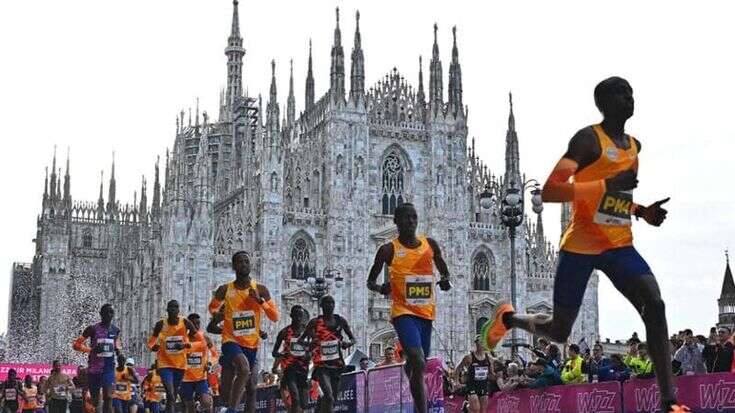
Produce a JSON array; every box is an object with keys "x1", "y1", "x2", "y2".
[{"x1": 483, "y1": 76, "x2": 687, "y2": 413}]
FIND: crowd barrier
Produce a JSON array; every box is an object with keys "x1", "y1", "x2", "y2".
[
  {"x1": 7, "y1": 362, "x2": 735, "y2": 412},
  {"x1": 0, "y1": 363, "x2": 147, "y2": 381}
]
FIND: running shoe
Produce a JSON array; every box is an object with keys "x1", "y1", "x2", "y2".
[
  {"x1": 480, "y1": 302, "x2": 514, "y2": 350},
  {"x1": 668, "y1": 404, "x2": 691, "y2": 413}
]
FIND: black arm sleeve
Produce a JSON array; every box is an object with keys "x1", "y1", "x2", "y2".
[{"x1": 563, "y1": 127, "x2": 600, "y2": 171}]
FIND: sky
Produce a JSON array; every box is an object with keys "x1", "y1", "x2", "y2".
[{"x1": 1, "y1": 0, "x2": 733, "y2": 341}]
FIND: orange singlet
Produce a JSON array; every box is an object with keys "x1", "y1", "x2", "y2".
[
  {"x1": 560, "y1": 124, "x2": 639, "y2": 254},
  {"x1": 183, "y1": 333, "x2": 209, "y2": 383},
  {"x1": 20, "y1": 385, "x2": 38, "y2": 410},
  {"x1": 143, "y1": 373, "x2": 162, "y2": 403},
  {"x1": 389, "y1": 236, "x2": 436, "y2": 320},
  {"x1": 222, "y1": 280, "x2": 263, "y2": 349},
  {"x1": 113, "y1": 369, "x2": 132, "y2": 401},
  {"x1": 156, "y1": 316, "x2": 189, "y2": 369}
]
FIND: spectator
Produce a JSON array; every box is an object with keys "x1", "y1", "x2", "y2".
[
  {"x1": 625, "y1": 343, "x2": 654, "y2": 378},
  {"x1": 359, "y1": 357, "x2": 369, "y2": 371},
  {"x1": 598, "y1": 354, "x2": 631, "y2": 383},
  {"x1": 561, "y1": 344, "x2": 585, "y2": 384},
  {"x1": 583, "y1": 343, "x2": 610, "y2": 383},
  {"x1": 629, "y1": 332, "x2": 641, "y2": 345},
  {"x1": 546, "y1": 345, "x2": 562, "y2": 371},
  {"x1": 703, "y1": 327, "x2": 733, "y2": 373},
  {"x1": 377, "y1": 346, "x2": 397, "y2": 367},
  {"x1": 674, "y1": 329, "x2": 706, "y2": 375},
  {"x1": 496, "y1": 363, "x2": 526, "y2": 392},
  {"x1": 526, "y1": 359, "x2": 562, "y2": 389}
]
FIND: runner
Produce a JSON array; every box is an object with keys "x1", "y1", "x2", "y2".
[
  {"x1": 126, "y1": 359, "x2": 142, "y2": 413},
  {"x1": 366, "y1": 202, "x2": 452, "y2": 413},
  {"x1": 1, "y1": 368, "x2": 21, "y2": 413},
  {"x1": 70, "y1": 366, "x2": 87, "y2": 413},
  {"x1": 112, "y1": 355, "x2": 139, "y2": 413},
  {"x1": 456, "y1": 336, "x2": 493, "y2": 413},
  {"x1": 45, "y1": 360, "x2": 74, "y2": 413},
  {"x1": 73, "y1": 303, "x2": 122, "y2": 413},
  {"x1": 147, "y1": 300, "x2": 197, "y2": 413},
  {"x1": 207, "y1": 251, "x2": 280, "y2": 413},
  {"x1": 272, "y1": 305, "x2": 310, "y2": 413},
  {"x1": 180, "y1": 313, "x2": 216, "y2": 413},
  {"x1": 298, "y1": 295, "x2": 355, "y2": 413},
  {"x1": 482, "y1": 76, "x2": 686, "y2": 412},
  {"x1": 19, "y1": 376, "x2": 38, "y2": 413},
  {"x1": 141, "y1": 365, "x2": 162, "y2": 413}
]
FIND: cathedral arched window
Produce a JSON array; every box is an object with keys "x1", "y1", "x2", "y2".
[
  {"x1": 472, "y1": 250, "x2": 496, "y2": 291},
  {"x1": 476, "y1": 317, "x2": 488, "y2": 334},
  {"x1": 311, "y1": 170, "x2": 320, "y2": 209},
  {"x1": 269, "y1": 172, "x2": 278, "y2": 191},
  {"x1": 382, "y1": 152, "x2": 405, "y2": 215},
  {"x1": 290, "y1": 236, "x2": 314, "y2": 280},
  {"x1": 82, "y1": 228, "x2": 92, "y2": 248}
]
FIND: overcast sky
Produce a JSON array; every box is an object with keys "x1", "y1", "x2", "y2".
[{"x1": 1, "y1": 0, "x2": 733, "y2": 341}]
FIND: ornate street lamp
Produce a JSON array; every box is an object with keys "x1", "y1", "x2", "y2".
[
  {"x1": 301, "y1": 268, "x2": 343, "y2": 300},
  {"x1": 480, "y1": 179, "x2": 543, "y2": 357}
]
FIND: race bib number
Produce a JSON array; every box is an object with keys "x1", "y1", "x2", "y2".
[
  {"x1": 54, "y1": 386, "x2": 67, "y2": 397},
  {"x1": 187, "y1": 352, "x2": 203, "y2": 368},
  {"x1": 289, "y1": 338, "x2": 306, "y2": 357},
  {"x1": 97, "y1": 338, "x2": 115, "y2": 358},
  {"x1": 5, "y1": 388, "x2": 17, "y2": 401},
  {"x1": 72, "y1": 389, "x2": 84, "y2": 399},
  {"x1": 25, "y1": 396, "x2": 36, "y2": 404},
  {"x1": 320, "y1": 339, "x2": 340, "y2": 361},
  {"x1": 165, "y1": 335, "x2": 184, "y2": 354},
  {"x1": 405, "y1": 275, "x2": 433, "y2": 305},
  {"x1": 115, "y1": 383, "x2": 127, "y2": 393},
  {"x1": 232, "y1": 311, "x2": 256, "y2": 337},
  {"x1": 593, "y1": 190, "x2": 632, "y2": 226},
  {"x1": 474, "y1": 366, "x2": 489, "y2": 381},
  {"x1": 155, "y1": 384, "x2": 165, "y2": 393}
]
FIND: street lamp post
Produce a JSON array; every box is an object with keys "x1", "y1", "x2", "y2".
[
  {"x1": 479, "y1": 179, "x2": 543, "y2": 358},
  {"x1": 299, "y1": 268, "x2": 343, "y2": 301}
]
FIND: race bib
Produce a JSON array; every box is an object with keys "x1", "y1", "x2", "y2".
[
  {"x1": 115, "y1": 383, "x2": 127, "y2": 393},
  {"x1": 97, "y1": 338, "x2": 115, "y2": 358},
  {"x1": 54, "y1": 386, "x2": 67, "y2": 397},
  {"x1": 289, "y1": 338, "x2": 306, "y2": 357},
  {"x1": 593, "y1": 190, "x2": 633, "y2": 226},
  {"x1": 155, "y1": 384, "x2": 165, "y2": 393},
  {"x1": 5, "y1": 388, "x2": 17, "y2": 401},
  {"x1": 232, "y1": 311, "x2": 256, "y2": 337},
  {"x1": 72, "y1": 389, "x2": 84, "y2": 399},
  {"x1": 320, "y1": 339, "x2": 340, "y2": 361},
  {"x1": 405, "y1": 275, "x2": 433, "y2": 305},
  {"x1": 26, "y1": 395, "x2": 37, "y2": 404},
  {"x1": 474, "y1": 366, "x2": 489, "y2": 381},
  {"x1": 164, "y1": 335, "x2": 184, "y2": 354},
  {"x1": 187, "y1": 352, "x2": 203, "y2": 368}
]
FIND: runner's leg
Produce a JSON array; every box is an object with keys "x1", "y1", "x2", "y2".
[
  {"x1": 602, "y1": 248, "x2": 676, "y2": 410},
  {"x1": 314, "y1": 370, "x2": 335, "y2": 413},
  {"x1": 466, "y1": 394, "x2": 479, "y2": 413},
  {"x1": 228, "y1": 354, "x2": 250, "y2": 412}
]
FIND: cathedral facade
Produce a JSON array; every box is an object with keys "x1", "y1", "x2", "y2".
[{"x1": 7, "y1": 2, "x2": 598, "y2": 367}]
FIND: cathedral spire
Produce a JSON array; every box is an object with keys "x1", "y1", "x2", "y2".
[
  {"x1": 107, "y1": 152, "x2": 117, "y2": 216},
  {"x1": 349, "y1": 10, "x2": 365, "y2": 104},
  {"x1": 416, "y1": 55, "x2": 426, "y2": 112},
  {"x1": 305, "y1": 39, "x2": 315, "y2": 112},
  {"x1": 504, "y1": 92, "x2": 521, "y2": 186},
  {"x1": 429, "y1": 23, "x2": 444, "y2": 115},
  {"x1": 63, "y1": 147, "x2": 71, "y2": 205},
  {"x1": 721, "y1": 250, "x2": 735, "y2": 299},
  {"x1": 152, "y1": 156, "x2": 161, "y2": 221},
  {"x1": 329, "y1": 7, "x2": 345, "y2": 103},
  {"x1": 287, "y1": 59, "x2": 296, "y2": 127},
  {"x1": 225, "y1": 0, "x2": 245, "y2": 109},
  {"x1": 266, "y1": 60, "x2": 280, "y2": 140},
  {"x1": 138, "y1": 175, "x2": 147, "y2": 220},
  {"x1": 97, "y1": 170, "x2": 105, "y2": 220},
  {"x1": 448, "y1": 26, "x2": 463, "y2": 117},
  {"x1": 49, "y1": 146, "x2": 58, "y2": 201}
]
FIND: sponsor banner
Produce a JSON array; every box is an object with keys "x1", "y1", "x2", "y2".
[
  {"x1": 488, "y1": 380, "x2": 621, "y2": 413},
  {"x1": 1, "y1": 363, "x2": 147, "y2": 382},
  {"x1": 400, "y1": 357, "x2": 445, "y2": 412},
  {"x1": 444, "y1": 395, "x2": 465, "y2": 413},
  {"x1": 367, "y1": 364, "x2": 403, "y2": 412},
  {"x1": 254, "y1": 370, "x2": 364, "y2": 413},
  {"x1": 623, "y1": 372, "x2": 735, "y2": 413}
]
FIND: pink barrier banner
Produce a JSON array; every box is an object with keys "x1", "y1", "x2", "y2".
[
  {"x1": 623, "y1": 372, "x2": 735, "y2": 413},
  {"x1": 444, "y1": 394, "x2": 465, "y2": 413},
  {"x1": 366, "y1": 357, "x2": 445, "y2": 412},
  {"x1": 488, "y1": 380, "x2": 622, "y2": 413},
  {"x1": 0, "y1": 363, "x2": 147, "y2": 382}
]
